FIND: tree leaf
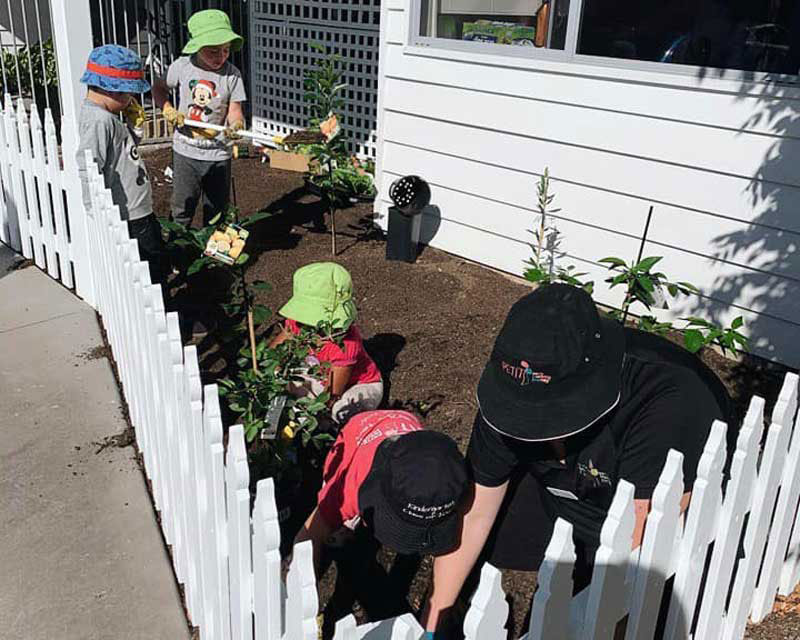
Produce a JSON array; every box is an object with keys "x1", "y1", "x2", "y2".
[
  {"x1": 240, "y1": 210, "x2": 275, "y2": 227},
  {"x1": 599, "y1": 256, "x2": 627, "y2": 267},
  {"x1": 187, "y1": 258, "x2": 208, "y2": 276},
  {"x1": 731, "y1": 316, "x2": 744, "y2": 330},
  {"x1": 251, "y1": 304, "x2": 271, "y2": 326},
  {"x1": 235, "y1": 252, "x2": 250, "y2": 266},
  {"x1": 683, "y1": 329, "x2": 705, "y2": 353},
  {"x1": 208, "y1": 212, "x2": 222, "y2": 226},
  {"x1": 636, "y1": 256, "x2": 662, "y2": 272}
]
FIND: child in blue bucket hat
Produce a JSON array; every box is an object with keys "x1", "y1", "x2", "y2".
[{"x1": 76, "y1": 44, "x2": 167, "y2": 284}]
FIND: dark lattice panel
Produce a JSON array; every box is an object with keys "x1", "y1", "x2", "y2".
[{"x1": 250, "y1": 0, "x2": 380, "y2": 157}]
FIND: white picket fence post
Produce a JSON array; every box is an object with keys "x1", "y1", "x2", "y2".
[
  {"x1": 463, "y1": 564, "x2": 509, "y2": 640},
  {"x1": 254, "y1": 479, "x2": 283, "y2": 640},
  {"x1": 583, "y1": 480, "x2": 636, "y2": 639},
  {"x1": 753, "y1": 373, "x2": 800, "y2": 620},
  {"x1": 663, "y1": 420, "x2": 727, "y2": 640},
  {"x1": 723, "y1": 393, "x2": 793, "y2": 640},
  {"x1": 284, "y1": 540, "x2": 319, "y2": 640},
  {"x1": 527, "y1": 519, "x2": 575, "y2": 640},
  {"x1": 227, "y1": 425, "x2": 254, "y2": 640},
  {"x1": 626, "y1": 450, "x2": 684, "y2": 640}
]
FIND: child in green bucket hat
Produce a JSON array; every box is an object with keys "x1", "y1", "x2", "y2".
[
  {"x1": 152, "y1": 9, "x2": 246, "y2": 229},
  {"x1": 271, "y1": 263, "x2": 384, "y2": 424}
]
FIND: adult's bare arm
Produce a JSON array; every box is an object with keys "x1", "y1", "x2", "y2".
[
  {"x1": 421, "y1": 481, "x2": 509, "y2": 632},
  {"x1": 632, "y1": 492, "x2": 691, "y2": 549}
]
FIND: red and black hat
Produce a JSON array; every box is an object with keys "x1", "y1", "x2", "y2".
[
  {"x1": 477, "y1": 284, "x2": 625, "y2": 442},
  {"x1": 358, "y1": 430, "x2": 468, "y2": 556}
]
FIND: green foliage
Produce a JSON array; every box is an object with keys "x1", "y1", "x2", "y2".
[
  {"x1": 523, "y1": 169, "x2": 594, "y2": 293},
  {"x1": 600, "y1": 255, "x2": 697, "y2": 320},
  {"x1": 0, "y1": 39, "x2": 58, "y2": 96},
  {"x1": 219, "y1": 323, "x2": 337, "y2": 478},
  {"x1": 303, "y1": 43, "x2": 347, "y2": 125},
  {"x1": 681, "y1": 315, "x2": 749, "y2": 355}
]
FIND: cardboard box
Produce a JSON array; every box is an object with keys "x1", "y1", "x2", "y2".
[{"x1": 267, "y1": 149, "x2": 310, "y2": 172}]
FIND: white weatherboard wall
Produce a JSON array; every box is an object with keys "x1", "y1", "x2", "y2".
[{"x1": 375, "y1": 0, "x2": 800, "y2": 367}]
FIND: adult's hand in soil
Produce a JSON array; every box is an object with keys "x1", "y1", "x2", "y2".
[{"x1": 422, "y1": 481, "x2": 508, "y2": 633}]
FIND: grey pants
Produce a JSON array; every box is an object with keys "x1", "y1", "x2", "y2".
[{"x1": 170, "y1": 151, "x2": 232, "y2": 227}]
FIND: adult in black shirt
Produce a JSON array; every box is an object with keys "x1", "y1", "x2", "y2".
[{"x1": 421, "y1": 284, "x2": 728, "y2": 634}]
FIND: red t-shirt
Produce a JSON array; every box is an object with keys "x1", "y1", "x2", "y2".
[
  {"x1": 284, "y1": 319, "x2": 382, "y2": 385},
  {"x1": 317, "y1": 410, "x2": 423, "y2": 530}
]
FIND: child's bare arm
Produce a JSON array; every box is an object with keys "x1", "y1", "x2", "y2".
[
  {"x1": 227, "y1": 100, "x2": 245, "y2": 126},
  {"x1": 268, "y1": 324, "x2": 292, "y2": 349},
  {"x1": 151, "y1": 76, "x2": 172, "y2": 110},
  {"x1": 293, "y1": 506, "x2": 335, "y2": 573},
  {"x1": 329, "y1": 365, "x2": 354, "y2": 398}
]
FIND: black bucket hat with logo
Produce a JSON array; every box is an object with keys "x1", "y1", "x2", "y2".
[
  {"x1": 477, "y1": 284, "x2": 625, "y2": 442},
  {"x1": 358, "y1": 430, "x2": 469, "y2": 556}
]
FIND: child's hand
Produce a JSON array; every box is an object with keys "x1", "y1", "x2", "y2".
[
  {"x1": 162, "y1": 103, "x2": 185, "y2": 127},
  {"x1": 123, "y1": 98, "x2": 146, "y2": 131},
  {"x1": 224, "y1": 120, "x2": 245, "y2": 140}
]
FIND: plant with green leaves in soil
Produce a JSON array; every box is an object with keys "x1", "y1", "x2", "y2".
[
  {"x1": 680, "y1": 315, "x2": 749, "y2": 355},
  {"x1": 161, "y1": 206, "x2": 274, "y2": 368},
  {"x1": 600, "y1": 255, "x2": 697, "y2": 323},
  {"x1": 600, "y1": 255, "x2": 748, "y2": 355},
  {"x1": 304, "y1": 43, "x2": 347, "y2": 126},
  {"x1": 524, "y1": 168, "x2": 594, "y2": 293}
]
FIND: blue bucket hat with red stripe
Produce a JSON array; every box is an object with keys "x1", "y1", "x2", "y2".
[{"x1": 80, "y1": 45, "x2": 150, "y2": 94}]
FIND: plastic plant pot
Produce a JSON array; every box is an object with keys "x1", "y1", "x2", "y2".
[{"x1": 386, "y1": 175, "x2": 431, "y2": 263}]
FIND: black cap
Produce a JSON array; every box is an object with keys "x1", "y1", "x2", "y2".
[
  {"x1": 477, "y1": 284, "x2": 625, "y2": 441},
  {"x1": 358, "y1": 430, "x2": 469, "y2": 555}
]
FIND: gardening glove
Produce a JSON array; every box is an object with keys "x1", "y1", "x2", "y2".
[
  {"x1": 193, "y1": 126, "x2": 220, "y2": 140},
  {"x1": 123, "y1": 98, "x2": 146, "y2": 135},
  {"x1": 224, "y1": 119, "x2": 245, "y2": 140},
  {"x1": 162, "y1": 103, "x2": 185, "y2": 128}
]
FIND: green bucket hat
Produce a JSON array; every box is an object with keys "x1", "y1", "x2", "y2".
[
  {"x1": 183, "y1": 10, "x2": 243, "y2": 55},
  {"x1": 279, "y1": 262, "x2": 357, "y2": 331}
]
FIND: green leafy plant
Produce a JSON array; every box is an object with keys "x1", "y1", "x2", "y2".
[
  {"x1": 161, "y1": 206, "x2": 274, "y2": 368},
  {"x1": 524, "y1": 168, "x2": 593, "y2": 293},
  {"x1": 681, "y1": 315, "x2": 749, "y2": 355},
  {"x1": 600, "y1": 255, "x2": 697, "y2": 324},
  {"x1": 303, "y1": 43, "x2": 347, "y2": 125},
  {"x1": 1, "y1": 39, "x2": 58, "y2": 97}
]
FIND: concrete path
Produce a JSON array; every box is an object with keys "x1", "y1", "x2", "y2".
[{"x1": 0, "y1": 246, "x2": 189, "y2": 640}]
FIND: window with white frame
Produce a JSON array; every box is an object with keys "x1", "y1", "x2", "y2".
[{"x1": 417, "y1": 0, "x2": 800, "y2": 76}]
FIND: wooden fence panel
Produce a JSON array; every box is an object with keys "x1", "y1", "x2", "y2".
[
  {"x1": 0, "y1": 96, "x2": 12, "y2": 248},
  {"x1": 752, "y1": 373, "x2": 800, "y2": 621},
  {"x1": 4, "y1": 99, "x2": 31, "y2": 259},
  {"x1": 29, "y1": 109, "x2": 58, "y2": 278},
  {"x1": 694, "y1": 396, "x2": 765, "y2": 639},
  {"x1": 16, "y1": 102, "x2": 45, "y2": 268},
  {"x1": 463, "y1": 564, "x2": 509, "y2": 640},
  {"x1": 254, "y1": 479, "x2": 282, "y2": 640},
  {"x1": 663, "y1": 420, "x2": 727, "y2": 640},
  {"x1": 284, "y1": 540, "x2": 318, "y2": 640},
  {"x1": 723, "y1": 399, "x2": 792, "y2": 640},
  {"x1": 626, "y1": 450, "x2": 684, "y2": 640},
  {"x1": 583, "y1": 480, "x2": 636, "y2": 639},
  {"x1": 527, "y1": 519, "x2": 576, "y2": 640},
  {"x1": 204, "y1": 385, "x2": 232, "y2": 640},
  {"x1": 45, "y1": 110, "x2": 73, "y2": 288},
  {"x1": 227, "y1": 424, "x2": 254, "y2": 640}
]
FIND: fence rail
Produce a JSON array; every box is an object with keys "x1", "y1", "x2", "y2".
[{"x1": 4, "y1": 70, "x2": 800, "y2": 640}]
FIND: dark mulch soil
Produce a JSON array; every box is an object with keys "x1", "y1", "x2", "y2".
[{"x1": 144, "y1": 147, "x2": 793, "y2": 638}]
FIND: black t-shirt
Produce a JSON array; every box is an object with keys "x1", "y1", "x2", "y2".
[{"x1": 468, "y1": 331, "x2": 727, "y2": 553}]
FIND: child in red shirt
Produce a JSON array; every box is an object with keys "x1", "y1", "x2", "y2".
[
  {"x1": 294, "y1": 410, "x2": 469, "y2": 568},
  {"x1": 270, "y1": 262, "x2": 383, "y2": 424}
]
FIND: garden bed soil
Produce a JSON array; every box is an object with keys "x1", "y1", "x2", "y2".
[{"x1": 145, "y1": 147, "x2": 796, "y2": 638}]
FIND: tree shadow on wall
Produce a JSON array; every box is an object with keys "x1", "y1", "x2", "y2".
[{"x1": 679, "y1": 68, "x2": 800, "y2": 369}]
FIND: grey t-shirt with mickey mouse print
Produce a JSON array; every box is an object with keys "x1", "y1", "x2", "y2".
[
  {"x1": 166, "y1": 55, "x2": 247, "y2": 162},
  {"x1": 77, "y1": 99, "x2": 152, "y2": 221}
]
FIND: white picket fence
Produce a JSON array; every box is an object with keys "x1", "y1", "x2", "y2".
[{"x1": 4, "y1": 92, "x2": 800, "y2": 639}]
